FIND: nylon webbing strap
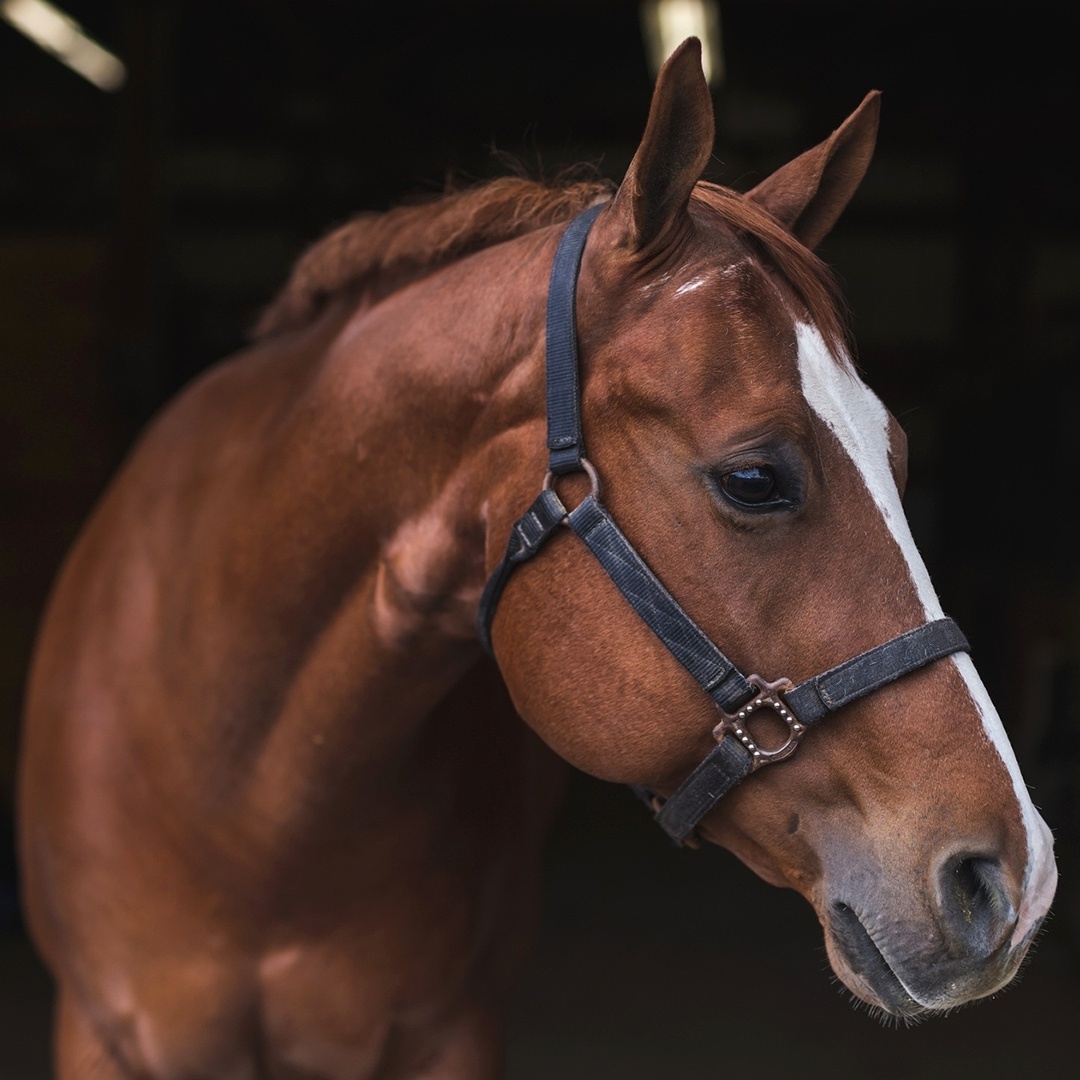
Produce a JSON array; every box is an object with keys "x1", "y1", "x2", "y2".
[
  {"x1": 641, "y1": 617, "x2": 970, "y2": 844},
  {"x1": 784, "y1": 618, "x2": 969, "y2": 725},
  {"x1": 477, "y1": 488, "x2": 567, "y2": 655},
  {"x1": 567, "y1": 495, "x2": 753, "y2": 711},
  {"x1": 546, "y1": 203, "x2": 605, "y2": 475},
  {"x1": 649, "y1": 738, "x2": 754, "y2": 843}
]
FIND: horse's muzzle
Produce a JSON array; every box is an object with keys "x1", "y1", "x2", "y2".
[{"x1": 825, "y1": 854, "x2": 1032, "y2": 1016}]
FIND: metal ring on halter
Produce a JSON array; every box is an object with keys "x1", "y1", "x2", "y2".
[{"x1": 543, "y1": 457, "x2": 600, "y2": 511}]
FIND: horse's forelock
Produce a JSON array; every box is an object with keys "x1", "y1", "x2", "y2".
[{"x1": 691, "y1": 181, "x2": 852, "y2": 364}]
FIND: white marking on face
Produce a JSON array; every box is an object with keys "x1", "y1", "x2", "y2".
[{"x1": 795, "y1": 322, "x2": 1056, "y2": 936}]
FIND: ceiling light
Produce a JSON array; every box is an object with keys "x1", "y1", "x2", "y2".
[
  {"x1": 640, "y1": 0, "x2": 724, "y2": 88},
  {"x1": 2, "y1": 0, "x2": 126, "y2": 92}
]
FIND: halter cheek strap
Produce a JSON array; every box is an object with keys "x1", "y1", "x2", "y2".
[{"x1": 477, "y1": 205, "x2": 970, "y2": 847}]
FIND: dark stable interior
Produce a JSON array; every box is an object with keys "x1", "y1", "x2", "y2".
[{"x1": 1, "y1": 2, "x2": 1078, "y2": 1075}]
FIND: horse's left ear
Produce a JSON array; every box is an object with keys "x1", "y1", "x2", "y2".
[
  {"x1": 599, "y1": 36, "x2": 714, "y2": 255},
  {"x1": 747, "y1": 90, "x2": 881, "y2": 250}
]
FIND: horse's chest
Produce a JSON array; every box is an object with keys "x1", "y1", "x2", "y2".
[
  {"x1": 255, "y1": 936, "x2": 469, "y2": 1077},
  {"x1": 110, "y1": 912, "x2": 497, "y2": 1079}
]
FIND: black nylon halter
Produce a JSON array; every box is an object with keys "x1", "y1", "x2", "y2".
[{"x1": 477, "y1": 204, "x2": 970, "y2": 847}]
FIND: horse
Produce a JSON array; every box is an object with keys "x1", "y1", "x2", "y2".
[{"x1": 17, "y1": 37, "x2": 1057, "y2": 1078}]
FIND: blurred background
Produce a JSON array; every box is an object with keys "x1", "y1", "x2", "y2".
[{"x1": 1, "y1": 0, "x2": 1078, "y2": 1076}]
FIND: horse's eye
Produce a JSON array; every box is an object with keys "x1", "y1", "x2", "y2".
[{"x1": 720, "y1": 465, "x2": 778, "y2": 506}]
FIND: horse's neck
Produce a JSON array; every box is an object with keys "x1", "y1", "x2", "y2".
[{"x1": 166, "y1": 238, "x2": 551, "y2": 839}]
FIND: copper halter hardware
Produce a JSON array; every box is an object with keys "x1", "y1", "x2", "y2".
[
  {"x1": 713, "y1": 675, "x2": 802, "y2": 769},
  {"x1": 476, "y1": 203, "x2": 971, "y2": 847}
]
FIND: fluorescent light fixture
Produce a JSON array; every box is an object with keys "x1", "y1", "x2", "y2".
[
  {"x1": 2, "y1": 0, "x2": 126, "y2": 91},
  {"x1": 640, "y1": 0, "x2": 724, "y2": 87}
]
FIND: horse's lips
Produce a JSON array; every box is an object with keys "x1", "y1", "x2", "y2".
[
  {"x1": 826, "y1": 901, "x2": 1037, "y2": 1018},
  {"x1": 828, "y1": 903, "x2": 926, "y2": 1017}
]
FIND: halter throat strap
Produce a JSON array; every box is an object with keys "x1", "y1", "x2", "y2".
[{"x1": 476, "y1": 206, "x2": 970, "y2": 846}]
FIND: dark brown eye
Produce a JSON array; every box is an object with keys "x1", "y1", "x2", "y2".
[{"x1": 720, "y1": 465, "x2": 778, "y2": 506}]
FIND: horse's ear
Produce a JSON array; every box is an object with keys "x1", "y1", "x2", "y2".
[
  {"x1": 600, "y1": 37, "x2": 714, "y2": 255},
  {"x1": 746, "y1": 90, "x2": 881, "y2": 250}
]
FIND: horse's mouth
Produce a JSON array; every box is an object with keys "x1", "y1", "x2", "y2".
[{"x1": 828, "y1": 903, "x2": 926, "y2": 1018}]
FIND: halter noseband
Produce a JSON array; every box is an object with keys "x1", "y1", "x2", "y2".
[{"x1": 477, "y1": 204, "x2": 969, "y2": 847}]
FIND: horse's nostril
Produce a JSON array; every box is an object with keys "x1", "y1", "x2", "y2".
[{"x1": 938, "y1": 854, "x2": 1015, "y2": 957}]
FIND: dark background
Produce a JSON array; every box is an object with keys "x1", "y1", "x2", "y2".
[{"x1": 2, "y1": 1, "x2": 1079, "y2": 1075}]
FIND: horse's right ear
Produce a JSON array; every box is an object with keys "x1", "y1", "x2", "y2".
[
  {"x1": 598, "y1": 37, "x2": 714, "y2": 257},
  {"x1": 746, "y1": 91, "x2": 881, "y2": 250}
]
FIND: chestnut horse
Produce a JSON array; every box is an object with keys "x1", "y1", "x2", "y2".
[{"x1": 18, "y1": 39, "x2": 1056, "y2": 1079}]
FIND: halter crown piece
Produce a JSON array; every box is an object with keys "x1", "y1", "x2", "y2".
[{"x1": 477, "y1": 205, "x2": 970, "y2": 847}]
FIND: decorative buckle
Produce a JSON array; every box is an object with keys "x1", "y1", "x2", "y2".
[{"x1": 712, "y1": 675, "x2": 804, "y2": 772}]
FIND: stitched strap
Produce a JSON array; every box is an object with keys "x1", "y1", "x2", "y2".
[
  {"x1": 566, "y1": 495, "x2": 754, "y2": 710},
  {"x1": 545, "y1": 203, "x2": 605, "y2": 475},
  {"x1": 564, "y1": 491, "x2": 759, "y2": 846},
  {"x1": 477, "y1": 488, "x2": 567, "y2": 655},
  {"x1": 478, "y1": 204, "x2": 606, "y2": 652},
  {"x1": 785, "y1": 618, "x2": 969, "y2": 724},
  {"x1": 647, "y1": 738, "x2": 755, "y2": 843}
]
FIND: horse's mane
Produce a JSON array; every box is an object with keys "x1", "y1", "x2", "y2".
[
  {"x1": 251, "y1": 174, "x2": 615, "y2": 340},
  {"x1": 252, "y1": 172, "x2": 850, "y2": 359}
]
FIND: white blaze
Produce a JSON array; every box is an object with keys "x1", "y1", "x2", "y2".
[{"x1": 795, "y1": 322, "x2": 1056, "y2": 941}]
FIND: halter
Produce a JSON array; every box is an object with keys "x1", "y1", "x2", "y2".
[{"x1": 477, "y1": 204, "x2": 969, "y2": 847}]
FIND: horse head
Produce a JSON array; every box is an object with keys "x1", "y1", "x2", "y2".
[{"x1": 484, "y1": 38, "x2": 1056, "y2": 1019}]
